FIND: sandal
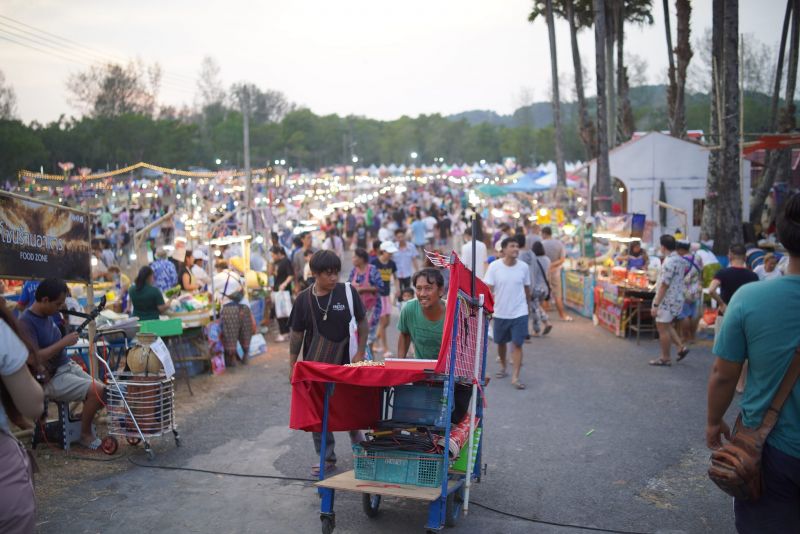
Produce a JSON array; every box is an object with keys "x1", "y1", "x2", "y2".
[
  {"x1": 495, "y1": 370, "x2": 507, "y2": 379},
  {"x1": 648, "y1": 359, "x2": 672, "y2": 367},
  {"x1": 561, "y1": 316, "x2": 574, "y2": 322},
  {"x1": 76, "y1": 437, "x2": 103, "y2": 451},
  {"x1": 311, "y1": 461, "x2": 337, "y2": 477},
  {"x1": 677, "y1": 348, "x2": 691, "y2": 362},
  {"x1": 543, "y1": 325, "x2": 552, "y2": 336},
  {"x1": 512, "y1": 382, "x2": 526, "y2": 390}
]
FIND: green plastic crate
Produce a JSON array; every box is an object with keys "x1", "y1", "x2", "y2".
[
  {"x1": 353, "y1": 444, "x2": 444, "y2": 488},
  {"x1": 138, "y1": 318, "x2": 183, "y2": 337},
  {"x1": 451, "y1": 428, "x2": 482, "y2": 473}
]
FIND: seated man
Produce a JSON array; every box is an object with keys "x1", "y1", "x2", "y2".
[
  {"x1": 19, "y1": 278, "x2": 106, "y2": 450},
  {"x1": 396, "y1": 268, "x2": 446, "y2": 359}
]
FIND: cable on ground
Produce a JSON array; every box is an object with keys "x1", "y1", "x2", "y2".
[{"x1": 124, "y1": 459, "x2": 654, "y2": 534}]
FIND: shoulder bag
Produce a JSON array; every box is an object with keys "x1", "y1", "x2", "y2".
[
  {"x1": 535, "y1": 258, "x2": 551, "y2": 301},
  {"x1": 708, "y1": 347, "x2": 800, "y2": 501},
  {"x1": 222, "y1": 272, "x2": 244, "y2": 304}
]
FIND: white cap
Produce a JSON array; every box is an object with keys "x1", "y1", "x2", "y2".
[{"x1": 380, "y1": 241, "x2": 399, "y2": 254}]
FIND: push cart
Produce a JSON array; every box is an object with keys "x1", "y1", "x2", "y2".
[{"x1": 291, "y1": 254, "x2": 493, "y2": 533}]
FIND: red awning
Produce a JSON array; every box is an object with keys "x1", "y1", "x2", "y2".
[{"x1": 743, "y1": 134, "x2": 800, "y2": 156}]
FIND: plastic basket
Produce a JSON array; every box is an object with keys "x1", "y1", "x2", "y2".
[
  {"x1": 139, "y1": 318, "x2": 183, "y2": 337},
  {"x1": 353, "y1": 444, "x2": 444, "y2": 488}
]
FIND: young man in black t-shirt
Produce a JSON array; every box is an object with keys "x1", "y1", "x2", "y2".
[
  {"x1": 371, "y1": 241, "x2": 399, "y2": 357},
  {"x1": 288, "y1": 250, "x2": 368, "y2": 476}
]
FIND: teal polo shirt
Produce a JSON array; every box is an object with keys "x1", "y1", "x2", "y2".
[{"x1": 713, "y1": 274, "x2": 800, "y2": 459}]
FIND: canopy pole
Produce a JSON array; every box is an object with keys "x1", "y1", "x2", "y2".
[{"x1": 463, "y1": 292, "x2": 485, "y2": 515}]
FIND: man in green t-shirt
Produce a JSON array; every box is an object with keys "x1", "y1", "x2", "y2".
[
  {"x1": 397, "y1": 268, "x2": 445, "y2": 359},
  {"x1": 707, "y1": 193, "x2": 800, "y2": 533}
]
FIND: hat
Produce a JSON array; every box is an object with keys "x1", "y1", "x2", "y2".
[
  {"x1": 380, "y1": 241, "x2": 399, "y2": 254},
  {"x1": 194, "y1": 250, "x2": 208, "y2": 261}
]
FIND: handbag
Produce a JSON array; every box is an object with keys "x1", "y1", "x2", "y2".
[
  {"x1": 708, "y1": 347, "x2": 800, "y2": 501},
  {"x1": 535, "y1": 258, "x2": 551, "y2": 301},
  {"x1": 345, "y1": 282, "x2": 359, "y2": 362},
  {"x1": 353, "y1": 265, "x2": 378, "y2": 310}
]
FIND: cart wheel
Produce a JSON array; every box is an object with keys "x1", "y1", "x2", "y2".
[
  {"x1": 101, "y1": 436, "x2": 118, "y2": 455},
  {"x1": 320, "y1": 515, "x2": 335, "y2": 534},
  {"x1": 126, "y1": 436, "x2": 141, "y2": 446},
  {"x1": 445, "y1": 486, "x2": 464, "y2": 527},
  {"x1": 361, "y1": 493, "x2": 381, "y2": 518}
]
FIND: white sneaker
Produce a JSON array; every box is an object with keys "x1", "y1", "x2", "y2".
[{"x1": 275, "y1": 334, "x2": 287, "y2": 342}]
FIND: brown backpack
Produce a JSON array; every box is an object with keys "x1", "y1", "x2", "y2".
[{"x1": 708, "y1": 348, "x2": 800, "y2": 501}]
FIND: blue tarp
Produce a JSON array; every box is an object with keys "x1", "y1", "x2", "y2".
[{"x1": 503, "y1": 171, "x2": 551, "y2": 193}]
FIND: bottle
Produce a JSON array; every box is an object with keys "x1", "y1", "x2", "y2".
[{"x1": 434, "y1": 388, "x2": 450, "y2": 428}]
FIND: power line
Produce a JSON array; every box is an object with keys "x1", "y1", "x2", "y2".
[
  {"x1": 0, "y1": 14, "x2": 198, "y2": 90},
  {"x1": 0, "y1": 28, "x2": 195, "y2": 96}
]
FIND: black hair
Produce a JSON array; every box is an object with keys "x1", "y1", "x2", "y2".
[
  {"x1": 372, "y1": 239, "x2": 382, "y2": 251},
  {"x1": 500, "y1": 236, "x2": 517, "y2": 250},
  {"x1": 499, "y1": 223, "x2": 510, "y2": 231},
  {"x1": 134, "y1": 266, "x2": 154, "y2": 291},
  {"x1": 353, "y1": 248, "x2": 370, "y2": 263},
  {"x1": 513, "y1": 234, "x2": 526, "y2": 248},
  {"x1": 300, "y1": 231, "x2": 310, "y2": 240},
  {"x1": 659, "y1": 234, "x2": 677, "y2": 251},
  {"x1": 269, "y1": 245, "x2": 285, "y2": 256},
  {"x1": 533, "y1": 241, "x2": 545, "y2": 256},
  {"x1": 34, "y1": 278, "x2": 68, "y2": 302},
  {"x1": 514, "y1": 227, "x2": 524, "y2": 236},
  {"x1": 304, "y1": 248, "x2": 314, "y2": 257},
  {"x1": 394, "y1": 228, "x2": 406, "y2": 236},
  {"x1": 292, "y1": 236, "x2": 303, "y2": 247},
  {"x1": 309, "y1": 250, "x2": 341, "y2": 274},
  {"x1": 464, "y1": 226, "x2": 473, "y2": 237},
  {"x1": 185, "y1": 249, "x2": 193, "y2": 259},
  {"x1": 676, "y1": 241, "x2": 690, "y2": 252},
  {"x1": 777, "y1": 192, "x2": 800, "y2": 256},
  {"x1": 412, "y1": 268, "x2": 445, "y2": 288},
  {"x1": 729, "y1": 243, "x2": 746, "y2": 258},
  {"x1": 401, "y1": 287, "x2": 415, "y2": 297},
  {"x1": 541, "y1": 226, "x2": 553, "y2": 237}
]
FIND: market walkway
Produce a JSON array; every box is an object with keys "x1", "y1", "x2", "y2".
[{"x1": 36, "y1": 318, "x2": 735, "y2": 533}]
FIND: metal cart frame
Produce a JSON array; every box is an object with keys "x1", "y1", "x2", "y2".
[{"x1": 314, "y1": 294, "x2": 488, "y2": 533}]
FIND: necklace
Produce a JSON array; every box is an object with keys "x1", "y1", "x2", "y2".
[{"x1": 312, "y1": 283, "x2": 333, "y2": 321}]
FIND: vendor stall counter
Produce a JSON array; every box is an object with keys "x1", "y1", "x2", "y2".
[
  {"x1": 593, "y1": 279, "x2": 655, "y2": 338},
  {"x1": 563, "y1": 269, "x2": 595, "y2": 319}
]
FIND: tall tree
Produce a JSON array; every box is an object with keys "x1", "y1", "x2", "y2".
[
  {"x1": 594, "y1": 0, "x2": 613, "y2": 212},
  {"x1": 700, "y1": 0, "x2": 724, "y2": 243},
  {"x1": 605, "y1": 1, "x2": 618, "y2": 146},
  {"x1": 545, "y1": 0, "x2": 567, "y2": 188},
  {"x1": 615, "y1": 2, "x2": 634, "y2": 141},
  {"x1": 566, "y1": 0, "x2": 597, "y2": 159},
  {"x1": 66, "y1": 61, "x2": 162, "y2": 118},
  {"x1": 671, "y1": 0, "x2": 693, "y2": 138},
  {"x1": 750, "y1": 0, "x2": 794, "y2": 224},
  {"x1": 712, "y1": 0, "x2": 742, "y2": 254},
  {"x1": 0, "y1": 71, "x2": 17, "y2": 120},
  {"x1": 663, "y1": 0, "x2": 678, "y2": 133}
]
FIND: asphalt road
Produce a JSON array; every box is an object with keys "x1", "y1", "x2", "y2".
[{"x1": 35, "y1": 297, "x2": 737, "y2": 534}]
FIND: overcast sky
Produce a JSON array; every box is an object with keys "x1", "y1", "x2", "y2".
[{"x1": 0, "y1": 0, "x2": 786, "y2": 123}]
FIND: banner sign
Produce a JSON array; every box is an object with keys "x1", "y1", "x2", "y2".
[{"x1": 0, "y1": 192, "x2": 91, "y2": 283}]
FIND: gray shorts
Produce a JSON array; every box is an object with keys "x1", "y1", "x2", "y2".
[{"x1": 44, "y1": 360, "x2": 94, "y2": 402}]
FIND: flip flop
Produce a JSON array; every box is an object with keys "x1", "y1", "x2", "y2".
[
  {"x1": 512, "y1": 382, "x2": 526, "y2": 390},
  {"x1": 561, "y1": 316, "x2": 574, "y2": 322},
  {"x1": 648, "y1": 359, "x2": 672, "y2": 367},
  {"x1": 543, "y1": 325, "x2": 552, "y2": 336},
  {"x1": 76, "y1": 437, "x2": 102, "y2": 451},
  {"x1": 677, "y1": 348, "x2": 691, "y2": 362},
  {"x1": 495, "y1": 370, "x2": 507, "y2": 379},
  {"x1": 311, "y1": 462, "x2": 337, "y2": 477}
]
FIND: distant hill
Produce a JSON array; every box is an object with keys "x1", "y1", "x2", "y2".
[{"x1": 446, "y1": 85, "x2": 790, "y2": 134}]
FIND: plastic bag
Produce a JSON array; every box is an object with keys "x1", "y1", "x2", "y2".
[{"x1": 274, "y1": 290, "x2": 293, "y2": 319}]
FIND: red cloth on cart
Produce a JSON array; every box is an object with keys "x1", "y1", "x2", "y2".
[
  {"x1": 434, "y1": 254, "x2": 494, "y2": 374},
  {"x1": 289, "y1": 361, "x2": 428, "y2": 432}
]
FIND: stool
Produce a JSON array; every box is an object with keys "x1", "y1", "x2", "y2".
[
  {"x1": 32, "y1": 400, "x2": 95, "y2": 451},
  {"x1": 628, "y1": 298, "x2": 657, "y2": 344}
]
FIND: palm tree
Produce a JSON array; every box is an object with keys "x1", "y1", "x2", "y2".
[
  {"x1": 594, "y1": 0, "x2": 612, "y2": 213},
  {"x1": 544, "y1": 0, "x2": 567, "y2": 189},
  {"x1": 664, "y1": 0, "x2": 693, "y2": 138},
  {"x1": 750, "y1": 0, "x2": 797, "y2": 225},
  {"x1": 700, "y1": 0, "x2": 724, "y2": 243},
  {"x1": 712, "y1": 0, "x2": 742, "y2": 254}
]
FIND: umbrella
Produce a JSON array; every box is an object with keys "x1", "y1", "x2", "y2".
[
  {"x1": 504, "y1": 171, "x2": 551, "y2": 193},
  {"x1": 476, "y1": 184, "x2": 507, "y2": 197},
  {"x1": 448, "y1": 169, "x2": 468, "y2": 178}
]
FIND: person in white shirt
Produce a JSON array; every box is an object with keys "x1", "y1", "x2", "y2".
[
  {"x1": 754, "y1": 253, "x2": 783, "y2": 281},
  {"x1": 460, "y1": 227, "x2": 487, "y2": 279},
  {"x1": 484, "y1": 237, "x2": 531, "y2": 390},
  {"x1": 191, "y1": 251, "x2": 212, "y2": 290}
]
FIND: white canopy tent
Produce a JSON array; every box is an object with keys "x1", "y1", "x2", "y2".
[{"x1": 587, "y1": 131, "x2": 751, "y2": 244}]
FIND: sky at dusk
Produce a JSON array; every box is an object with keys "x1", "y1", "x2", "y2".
[{"x1": 0, "y1": 0, "x2": 787, "y2": 123}]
